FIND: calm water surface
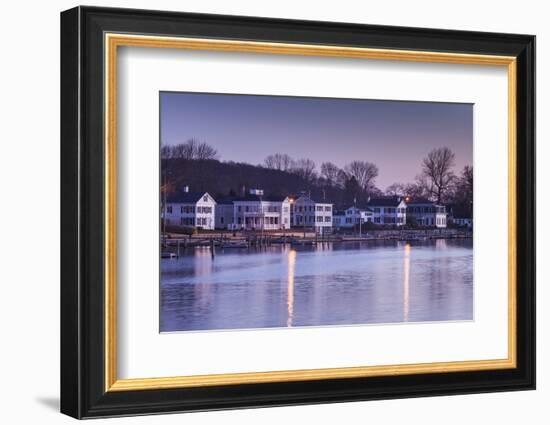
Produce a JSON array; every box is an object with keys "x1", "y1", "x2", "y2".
[{"x1": 160, "y1": 239, "x2": 473, "y2": 332}]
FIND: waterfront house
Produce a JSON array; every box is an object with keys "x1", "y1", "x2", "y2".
[
  {"x1": 406, "y1": 198, "x2": 447, "y2": 228},
  {"x1": 447, "y1": 203, "x2": 473, "y2": 229},
  {"x1": 214, "y1": 199, "x2": 236, "y2": 230},
  {"x1": 366, "y1": 196, "x2": 407, "y2": 226},
  {"x1": 291, "y1": 195, "x2": 333, "y2": 234},
  {"x1": 164, "y1": 187, "x2": 217, "y2": 230},
  {"x1": 332, "y1": 206, "x2": 373, "y2": 229},
  {"x1": 229, "y1": 189, "x2": 291, "y2": 231},
  {"x1": 332, "y1": 211, "x2": 352, "y2": 228},
  {"x1": 345, "y1": 206, "x2": 374, "y2": 226}
]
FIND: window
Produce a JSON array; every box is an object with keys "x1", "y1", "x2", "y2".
[
  {"x1": 166, "y1": 206, "x2": 172, "y2": 214},
  {"x1": 316, "y1": 216, "x2": 322, "y2": 222},
  {"x1": 374, "y1": 207, "x2": 380, "y2": 213},
  {"x1": 283, "y1": 207, "x2": 289, "y2": 213},
  {"x1": 325, "y1": 206, "x2": 331, "y2": 212},
  {"x1": 325, "y1": 216, "x2": 331, "y2": 222},
  {"x1": 374, "y1": 217, "x2": 380, "y2": 223},
  {"x1": 346, "y1": 218, "x2": 352, "y2": 224},
  {"x1": 196, "y1": 206, "x2": 202, "y2": 213},
  {"x1": 220, "y1": 217, "x2": 224, "y2": 224},
  {"x1": 316, "y1": 206, "x2": 323, "y2": 212},
  {"x1": 203, "y1": 195, "x2": 208, "y2": 202},
  {"x1": 238, "y1": 206, "x2": 242, "y2": 212}
]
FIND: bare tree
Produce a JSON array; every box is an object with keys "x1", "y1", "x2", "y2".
[
  {"x1": 461, "y1": 165, "x2": 473, "y2": 198},
  {"x1": 336, "y1": 169, "x2": 348, "y2": 188},
  {"x1": 160, "y1": 145, "x2": 173, "y2": 159},
  {"x1": 195, "y1": 141, "x2": 218, "y2": 160},
  {"x1": 170, "y1": 139, "x2": 196, "y2": 159},
  {"x1": 420, "y1": 147, "x2": 456, "y2": 203},
  {"x1": 453, "y1": 165, "x2": 473, "y2": 204},
  {"x1": 344, "y1": 161, "x2": 379, "y2": 194},
  {"x1": 385, "y1": 182, "x2": 406, "y2": 196},
  {"x1": 264, "y1": 153, "x2": 295, "y2": 171},
  {"x1": 291, "y1": 158, "x2": 317, "y2": 183},
  {"x1": 168, "y1": 139, "x2": 218, "y2": 160},
  {"x1": 320, "y1": 162, "x2": 341, "y2": 186}
]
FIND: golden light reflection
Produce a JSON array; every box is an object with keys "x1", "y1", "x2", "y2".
[
  {"x1": 287, "y1": 249, "x2": 297, "y2": 327},
  {"x1": 403, "y1": 243, "x2": 411, "y2": 322}
]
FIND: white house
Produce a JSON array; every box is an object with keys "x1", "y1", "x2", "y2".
[
  {"x1": 214, "y1": 201, "x2": 235, "y2": 230},
  {"x1": 164, "y1": 188, "x2": 217, "y2": 230},
  {"x1": 228, "y1": 189, "x2": 291, "y2": 231},
  {"x1": 447, "y1": 204, "x2": 473, "y2": 229},
  {"x1": 332, "y1": 211, "x2": 352, "y2": 228},
  {"x1": 345, "y1": 206, "x2": 374, "y2": 225},
  {"x1": 453, "y1": 217, "x2": 473, "y2": 228},
  {"x1": 406, "y1": 199, "x2": 447, "y2": 228},
  {"x1": 367, "y1": 196, "x2": 407, "y2": 226},
  {"x1": 291, "y1": 195, "x2": 333, "y2": 234}
]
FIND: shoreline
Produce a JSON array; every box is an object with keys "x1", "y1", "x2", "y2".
[{"x1": 162, "y1": 228, "x2": 472, "y2": 251}]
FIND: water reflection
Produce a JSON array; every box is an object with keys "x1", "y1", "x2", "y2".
[
  {"x1": 403, "y1": 243, "x2": 411, "y2": 322},
  {"x1": 160, "y1": 239, "x2": 473, "y2": 332},
  {"x1": 287, "y1": 249, "x2": 296, "y2": 327}
]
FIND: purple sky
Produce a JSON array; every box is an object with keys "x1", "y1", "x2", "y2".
[{"x1": 160, "y1": 92, "x2": 472, "y2": 190}]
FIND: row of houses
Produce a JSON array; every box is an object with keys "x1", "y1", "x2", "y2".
[{"x1": 163, "y1": 187, "x2": 471, "y2": 232}]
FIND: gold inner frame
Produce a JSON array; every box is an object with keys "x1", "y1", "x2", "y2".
[{"x1": 104, "y1": 33, "x2": 517, "y2": 392}]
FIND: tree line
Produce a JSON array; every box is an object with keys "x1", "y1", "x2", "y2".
[{"x1": 162, "y1": 139, "x2": 472, "y2": 211}]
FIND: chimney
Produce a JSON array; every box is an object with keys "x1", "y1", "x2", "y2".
[{"x1": 182, "y1": 185, "x2": 189, "y2": 193}]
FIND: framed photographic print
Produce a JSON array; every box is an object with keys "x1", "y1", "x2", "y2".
[{"x1": 60, "y1": 6, "x2": 535, "y2": 419}]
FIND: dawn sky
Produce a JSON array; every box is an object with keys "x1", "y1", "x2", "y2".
[{"x1": 160, "y1": 92, "x2": 473, "y2": 190}]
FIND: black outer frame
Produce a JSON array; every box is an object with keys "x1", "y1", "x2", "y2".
[{"x1": 60, "y1": 6, "x2": 535, "y2": 419}]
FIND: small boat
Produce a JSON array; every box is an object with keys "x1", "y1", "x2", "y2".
[
  {"x1": 290, "y1": 239, "x2": 316, "y2": 246},
  {"x1": 161, "y1": 252, "x2": 178, "y2": 259},
  {"x1": 221, "y1": 241, "x2": 249, "y2": 249}
]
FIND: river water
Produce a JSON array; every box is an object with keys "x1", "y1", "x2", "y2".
[{"x1": 160, "y1": 239, "x2": 473, "y2": 332}]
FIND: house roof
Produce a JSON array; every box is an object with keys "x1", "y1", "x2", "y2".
[
  {"x1": 295, "y1": 195, "x2": 332, "y2": 204},
  {"x1": 231, "y1": 194, "x2": 289, "y2": 203},
  {"x1": 406, "y1": 198, "x2": 443, "y2": 206},
  {"x1": 447, "y1": 203, "x2": 472, "y2": 219},
  {"x1": 346, "y1": 205, "x2": 374, "y2": 212},
  {"x1": 166, "y1": 191, "x2": 213, "y2": 204},
  {"x1": 216, "y1": 197, "x2": 238, "y2": 205},
  {"x1": 367, "y1": 196, "x2": 404, "y2": 207}
]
